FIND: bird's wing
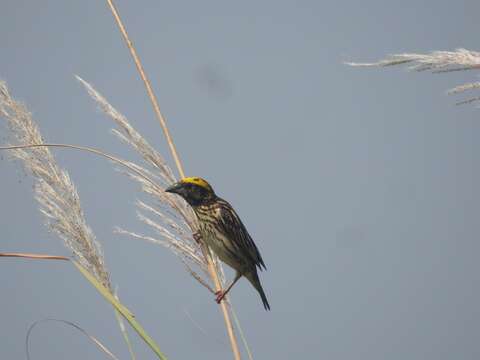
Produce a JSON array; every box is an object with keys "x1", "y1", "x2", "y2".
[{"x1": 217, "y1": 199, "x2": 266, "y2": 270}]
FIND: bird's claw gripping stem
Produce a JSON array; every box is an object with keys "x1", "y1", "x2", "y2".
[
  {"x1": 193, "y1": 231, "x2": 202, "y2": 243},
  {"x1": 215, "y1": 290, "x2": 226, "y2": 304}
]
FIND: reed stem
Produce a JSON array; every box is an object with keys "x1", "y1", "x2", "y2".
[{"x1": 104, "y1": 1, "x2": 241, "y2": 358}]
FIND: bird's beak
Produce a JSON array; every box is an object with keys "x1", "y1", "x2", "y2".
[{"x1": 165, "y1": 181, "x2": 184, "y2": 195}]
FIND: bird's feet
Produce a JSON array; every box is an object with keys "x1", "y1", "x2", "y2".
[
  {"x1": 215, "y1": 290, "x2": 226, "y2": 304},
  {"x1": 193, "y1": 231, "x2": 202, "y2": 243}
]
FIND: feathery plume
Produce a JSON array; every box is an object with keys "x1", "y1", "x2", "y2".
[
  {"x1": 76, "y1": 77, "x2": 216, "y2": 287},
  {"x1": 347, "y1": 48, "x2": 480, "y2": 105},
  {"x1": 0, "y1": 80, "x2": 111, "y2": 289}
]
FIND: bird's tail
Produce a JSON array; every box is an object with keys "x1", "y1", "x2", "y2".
[{"x1": 246, "y1": 271, "x2": 270, "y2": 311}]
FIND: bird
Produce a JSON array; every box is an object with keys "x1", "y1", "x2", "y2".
[{"x1": 165, "y1": 177, "x2": 270, "y2": 310}]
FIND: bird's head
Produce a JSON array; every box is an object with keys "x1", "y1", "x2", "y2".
[{"x1": 165, "y1": 177, "x2": 216, "y2": 206}]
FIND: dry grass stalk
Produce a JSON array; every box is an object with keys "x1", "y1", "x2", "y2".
[
  {"x1": 101, "y1": 4, "x2": 242, "y2": 356},
  {"x1": 101, "y1": 0, "x2": 247, "y2": 355},
  {"x1": 0, "y1": 81, "x2": 111, "y2": 289},
  {"x1": 347, "y1": 48, "x2": 480, "y2": 105},
  {"x1": 0, "y1": 252, "x2": 69, "y2": 261},
  {"x1": 26, "y1": 318, "x2": 120, "y2": 360},
  {"x1": 77, "y1": 80, "x2": 251, "y2": 340},
  {"x1": 105, "y1": 0, "x2": 185, "y2": 178}
]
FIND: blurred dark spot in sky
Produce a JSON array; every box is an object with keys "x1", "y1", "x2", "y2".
[{"x1": 194, "y1": 64, "x2": 233, "y2": 101}]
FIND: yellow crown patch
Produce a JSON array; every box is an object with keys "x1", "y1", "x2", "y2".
[{"x1": 181, "y1": 177, "x2": 213, "y2": 192}]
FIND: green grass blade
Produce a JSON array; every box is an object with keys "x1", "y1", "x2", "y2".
[
  {"x1": 114, "y1": 307, "x2": 137, "y2": 360},
  {"x1": 72, "y1": 261, "x2": 168, "y2": 360}
]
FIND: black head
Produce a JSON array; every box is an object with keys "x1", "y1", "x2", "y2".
[{"x1": 165, "y1": 177, "x2": 216, "y2": 207}]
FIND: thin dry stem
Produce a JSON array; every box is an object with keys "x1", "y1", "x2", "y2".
[
  {"x1": 103, "y1": 1, "x2": 242, "y2": 357},
  {"x1": 0, "y1": 143, "x2": 163, "y2": 194},
  {"x1": 0, "y1": 252, "x2": 69, "y2": 261},
  {"x1": 79, "y1": 75, "x2": 244, "y2": 355},
  {"x1": 26, "y1": 319, "x2": 119, "y2": 360},
  {"x1": 105, "y1": 0, "x2": 185, "y2": 178},
  {"x1": 228, "y1": 300, "x2": 254, "y2": 360}
]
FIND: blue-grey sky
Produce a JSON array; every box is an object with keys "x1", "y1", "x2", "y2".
[{"x1": 1, "y1": 1, "x2": 480, "y2": 359}]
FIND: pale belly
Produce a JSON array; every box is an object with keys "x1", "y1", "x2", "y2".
[{"x1": 199, "y1": 223, "x2": 245, "y2": 273}]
